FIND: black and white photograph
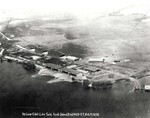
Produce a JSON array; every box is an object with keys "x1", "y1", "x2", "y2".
[{"x1": 0, "y1": 0, "x2": 150, "y2": 117}]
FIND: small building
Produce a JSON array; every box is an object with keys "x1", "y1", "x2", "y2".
[
  {"x1": 108, "y1": 74, "x2": 114, "y2": 78},
  {"x1": 38, "y1": 68, "x2": 53, "y2": 76},
  {"x1": 60, "y1": 56, "x2": 79, "y2": 61},
  {"x1": 10, "y1": 34, "x2": 15, "y2": 38},
  {"x1": 42, "y1": 51, "x2": 48, "y2": 56},
  {"x1": 114, "y1": 60, "x2": 120, "y2": 63},
  {"x1": 26, "y1": 44, "x2": 36, "y2": 49},
  {"x1": 67, "y1": 65, "x2": 77, "y2": 69},
  {"x1": 84, "y1": 66, "x2": 101, "y2": 73},
  {"x1": 23, "y1": 56, "x2": 33, "y2": 60},
  {"x1": 88, "y1": 58, "x2": 105, "y2": 63},
  {"x1": 31, "y1": 56, "x2": 41, "y2": 60},
  {"x1": 123, "y1": 59, "x2": 130, "y2": 62},
  {"x1": 46, "y1": 63, "x2": 62, "y2": 71},
  {"x1": 61, "y1": 67, "x2": 82, "y2": 79},
  {"x1": 86, "y1": 74, "x2": 93, "y2": 79},
  {"x1": 144, "y1": 85, "x2": 150, "y2": 91},
  {"x1": 76, "y1": 69, "x2": 89, "y2": 75}
]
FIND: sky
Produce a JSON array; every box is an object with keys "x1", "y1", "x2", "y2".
[{"x1": 0, "y1": 0, "x2": 150, "y2": 21}]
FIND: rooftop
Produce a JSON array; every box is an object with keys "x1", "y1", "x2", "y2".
[
  {"x1": 61, "y1": 67, "x2": 81, "y2": 75},
  {"x1": 60, "y1": 55, "x2": 79, "y2": 61},
  {"x1": 84, "y1": 66, "x2": 100, "y2": 72}
]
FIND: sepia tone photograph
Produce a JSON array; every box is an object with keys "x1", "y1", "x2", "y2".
[{"x1": 0, "y1": 0, "x2": 150, "y2": 117}]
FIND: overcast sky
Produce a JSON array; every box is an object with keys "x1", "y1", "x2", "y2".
[{"x1": 0, "y1": 0, "x2": 150, "y2": 21}]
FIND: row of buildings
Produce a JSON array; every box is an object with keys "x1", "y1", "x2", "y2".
[{"x1": 3, "y1": 43, "x2": 102, "y2": 81}]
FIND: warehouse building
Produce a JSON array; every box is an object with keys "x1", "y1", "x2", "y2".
[
  {"x1": 46, "y1": 63, "x2": 62, "y2": 71},
  {"x1": 61, "y1": 67, "x2": 82, "y2": 79},
  {"x1": 84, "y1": 66, "x2": 101, "y2": 73}
]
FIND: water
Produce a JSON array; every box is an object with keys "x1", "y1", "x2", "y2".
[{"x1": 0, "y1": 61, "x2": 150, "y2": 118}]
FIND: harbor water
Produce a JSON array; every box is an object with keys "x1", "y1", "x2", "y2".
[{"x1": 0, "y1": 61, "x2": 150, "y2": 118}]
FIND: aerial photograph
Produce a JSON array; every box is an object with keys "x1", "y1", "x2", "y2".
[{"x1": 1, "y1": 0, "x2": 150, "y2": 117}]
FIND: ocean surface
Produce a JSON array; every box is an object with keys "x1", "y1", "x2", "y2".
[{"x1": 0, "y1": 61, "x2": 150, "y2": 118}]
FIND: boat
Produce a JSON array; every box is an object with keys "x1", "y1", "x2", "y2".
[{"x1": 88, "y1": 81, "x2": 113, "y2": 89}]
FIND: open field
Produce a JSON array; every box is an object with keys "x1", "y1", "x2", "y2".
[
  {"x1": 2, "y1": 14, "x2": 150, "y2": 76},
  {"x1": 2, "y1": 15, "x2": 148, "y2": 61}
]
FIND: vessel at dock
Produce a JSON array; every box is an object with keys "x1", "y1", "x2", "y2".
[
  {"x1": 90, "y1": 81, "x2": 113, "y2": 89},
  {"x1": 83, "y1": 80, "x2": 113, "y2": 89}
]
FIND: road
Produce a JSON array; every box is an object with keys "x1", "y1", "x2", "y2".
[{"x1": 105, "y1": 70, "x2": 141, "y2": 90}]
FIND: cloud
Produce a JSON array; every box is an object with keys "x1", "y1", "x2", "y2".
[
  {"x1": 0, "y1": 0, "x2": 149, "y2": 25},
  {"x1": 0, "y1": 0, "x2": 149, "y2": 17}
]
